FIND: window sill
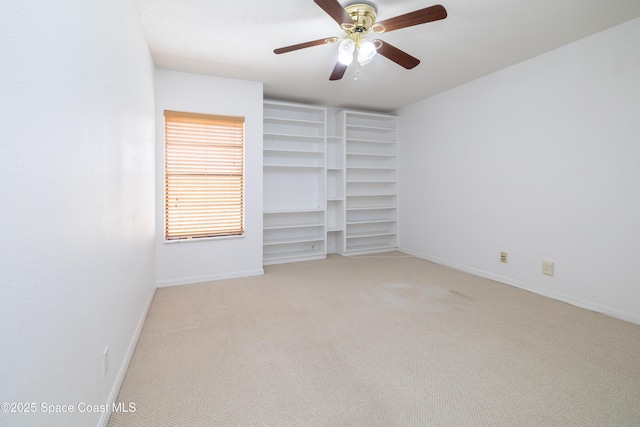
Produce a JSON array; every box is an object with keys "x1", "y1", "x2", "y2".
[{"x1": 164, "y1": 234, "x2": 245, "y2": 244}]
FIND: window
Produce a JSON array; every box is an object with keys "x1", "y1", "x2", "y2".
[{"x1": 164, "y1": 110, "x2": 245, "y2": 241}]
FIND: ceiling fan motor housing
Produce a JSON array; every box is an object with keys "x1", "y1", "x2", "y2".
[{"x1": 343, "y1": 3, "x2": 379, "y2": 33}]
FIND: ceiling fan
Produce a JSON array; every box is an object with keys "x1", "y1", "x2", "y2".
[{"x1": 274, "y1": 0, "x2": 447, "y2": 80}]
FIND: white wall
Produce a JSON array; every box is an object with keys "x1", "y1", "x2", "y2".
[
  {"x1": 397, "y1": 17, "x2": 640, "y2": 324},
  {"x1": 0, "y1": 1, "x2": 156, "y2": 426},
  {"x1": 154, "y1": 69, "x2": 263, "y2": 287}
]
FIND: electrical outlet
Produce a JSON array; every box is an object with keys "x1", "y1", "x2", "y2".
[
  {"x1": 542, "y1": 260, "x2": 554, "y2": 276},
  {"x1": 500, "y1": 252, "x2": 508, "y2": 263},
  {"x1": 102, "y1": 347, "x2": 109, "y2": 378}
]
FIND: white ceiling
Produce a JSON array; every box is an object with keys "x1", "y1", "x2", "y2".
[{"x1": 135, "y1": 0, "x2": 640, "y2": 112}]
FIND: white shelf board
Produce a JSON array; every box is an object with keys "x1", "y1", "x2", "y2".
[
  {"x1": 346, "y1": 219, "x2": 396, "y2": 225},
  {"x1": 264, "y1": 164, "x2": 324, "y2": 169},
  {"x1": 264, "y1": 117, "x2": 324, "y2": 126},
  {"x1": 346, "y1": 180, "x2": 397, "y2": 184},
  {"x1": 346, "y1": 152, "x2": 396, "y2": 157},
  {"x1": 346, "y1": 124, "x2": 396, "y2": 132},
  {"x1": 346, "y1": 193, "x2": 395, "y2": 197},
  {"x1": 264, "y1": 208, "x2": 324, "y2": 214},
  {"x1": 345, "y1": 138, "x2": 396, "y2": 144},
  {"x1": 346, "y1": 206, "x2": 396, "y2": 211},
  {"x1": 346, "y1": 231, "x2": 396, "y2": 239},
  {"x1": 264, "y1": 222, "x2": 324, "y2": 231},
  {"x1": 264, "y1": 132, "x2": 324, "y2": 139},
  {"x1": 263, "y1": 236, "x2": 325, "y2": 246},
  {"x1": 264, "y1": 148, "x2": 324, "y2": 154},
  {"x1": 345, "y1": 166, "x2": 396, "y2": 170}
]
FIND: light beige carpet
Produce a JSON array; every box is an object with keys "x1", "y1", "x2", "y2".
[{"x1": 108, "y1": 253, "x2": 640, "y2": 426}]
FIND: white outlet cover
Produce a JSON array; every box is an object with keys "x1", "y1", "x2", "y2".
[{"x1": 542, "y1": 260, "x2": 554, "y2": 276}]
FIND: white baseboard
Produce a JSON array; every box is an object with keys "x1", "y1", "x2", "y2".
[
  {"x1": 399, "y1": 247, "x2": 640, "y2": 326},
  {"x1": 97, "y1": 286, "x2": 156, "y2": 427},
  {"x1": 156, "y1": 268, "x2": 264, "y2": 288}
]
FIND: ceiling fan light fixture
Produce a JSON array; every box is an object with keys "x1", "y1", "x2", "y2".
[
  {"x1": 337, "y1": 37, "x2": 356, "y2": 65},
  {"x1": 273, "y1": 1, "x2": 448, "y2": 81},
  {"x1": 338, "y1": 38, "x2": 355, "y2": 54},
  {"x1": 357, "y1": 38, "x2": 377, "y2": 65},
  {"x1": 338, "y1": 51, "x2": 354, "y2": 65}
]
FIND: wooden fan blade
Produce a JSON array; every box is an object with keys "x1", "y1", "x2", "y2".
[
  {"x1": 375, "y1": 40, "x2": 420, "y2": 69},
  {"x1": 314, "y1": 0, "x2": 353, "y2": 26},
  {"x1": 376, "y1": 4, "x2": 447, "y2": 33},
  {"x1": 329, "y1": 62, "x2": 348, "y2": 80},
  {"x1": 274, "y1": 37, "x2": 338, "y2": 54}
]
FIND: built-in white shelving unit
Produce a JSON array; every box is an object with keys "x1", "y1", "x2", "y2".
[
  {"x1": 339, "y1": 110, "x2": 398, "y2": 255},
  {"x1": 263, "y1": 101, "x2": 397, "y2": 264},
  {"x1": 263, "y1": 100, "x2": 327, "y2": 264},
  {"x1": 326, "y1": 135, "x2": 344, "y2": 254}
]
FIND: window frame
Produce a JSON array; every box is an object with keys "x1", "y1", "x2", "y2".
[{"x1": 163, "y1": 110, "x2": 245, "y2": 242}]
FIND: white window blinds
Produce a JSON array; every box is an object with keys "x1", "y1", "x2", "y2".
[{"x1": 164, "y1": 110, "x2": 245, "y2": 241}]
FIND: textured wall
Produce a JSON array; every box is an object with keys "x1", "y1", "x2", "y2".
[
  {"x1": 397, "y1": 17, "x2": 640, "y2": 324},
  {"x1": 0, "y1": 1, "x2": 156, "y2": 426},
  {"x1": 154, "y1": 69, "x2": 264, "y2": 287}
]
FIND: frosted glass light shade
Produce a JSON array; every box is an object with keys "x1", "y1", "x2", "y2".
[
  {"x1": 338, "y1": 38, "x2": 355, "y2": 55},
  {"x1": 357, "y1": 39, "x2": 377, "y2": 66},
  {"x1": 338, "y1": 51, "x2": 354, "y2": 65},
  {"x1": 338, "y1": 38, "x2": 355, "y2": 65}
]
